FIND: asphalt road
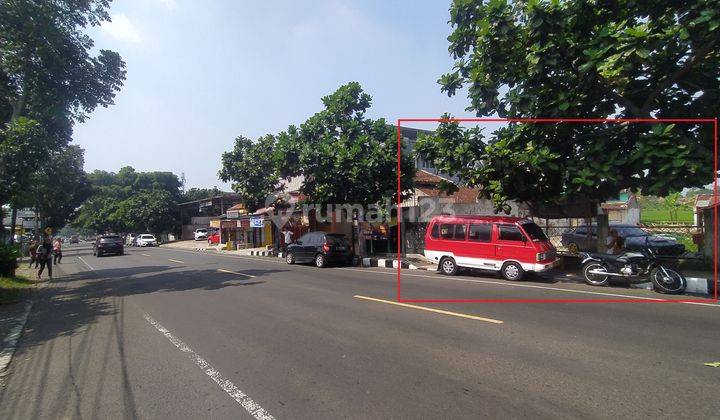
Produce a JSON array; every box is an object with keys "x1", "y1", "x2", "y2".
[{"x1": 1, "y1": 242, "x2": 718, "y2": 419}]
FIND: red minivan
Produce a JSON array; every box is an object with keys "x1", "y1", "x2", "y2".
[{"x1": 424, "y1": 215, "x2": 558, "y2": 280}]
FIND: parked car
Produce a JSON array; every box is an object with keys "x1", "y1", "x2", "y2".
[
  {"x1": 69, "y1": 235, "x2": 79, "y2": 244},
  {"x1": 561, "y1": 224, "x2": 685, "y2": 255},
  {"x1": 137, "y1": 234, "x2": 158, "y2": 247},
  {"x1": 194, "y1": 228, "x2": 208, "y2": 241},
  {"x1": 285, "y1": 232, "x2": 353, "y2": 268},
  {"x1": 207, "y1": 230, "x2": 220, "y2": 245},
  {"x1": 93, "y1": 235, "x2": 124, "y2": 257},
  {"x1": 126, "y1": 233, "x2": 137, "y2": 246},
  {"x1": 424, "y1": 215, "x2": 558, "y2": 280}
]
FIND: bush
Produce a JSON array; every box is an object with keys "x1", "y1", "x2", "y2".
[{"x1": 0, "y1": 244, "x2": 20, "y2": 277}]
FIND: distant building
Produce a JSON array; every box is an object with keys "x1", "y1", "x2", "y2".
[
  {"x1": 694, "y1": 194, "x2": 718, "y2": 226},
  {"x1": 601, "y1": 191, "x2": 639, "y2": 225},
  {"x1": 177, "y1": 193, "x2": 242, "y2": 240}
]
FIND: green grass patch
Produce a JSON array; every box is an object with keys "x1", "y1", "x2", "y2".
[
  {"x1": 0, "y1": 274, "x2": 34, "y2": 305},
  {"x1": 641, "y1": 209, "x2": 694, "y2": 223}
]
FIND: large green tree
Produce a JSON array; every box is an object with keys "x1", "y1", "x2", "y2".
[
  {"x1": 74, "y1": 167, "x2": 182, "y2": 234},
  {"x1": 219, "y1": 134, "x2": 279, "y2": 212},
  {"x1": 421, "y1": 0, "x2": 719, "y2": 212},
  {"x1": 27, "y1": 145, "x2": 92, "y2": 229},
  {"x1": 275, "y1": 82, "x2": 415, "y2": 207},
  {"x1": 0, "y1": 0, "x2": 126, "y2": 228}
]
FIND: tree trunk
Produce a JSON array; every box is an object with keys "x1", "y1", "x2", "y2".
[
  {"x1": 596, "y1": 213, "x2": 609, "y2": 253},
  {"x1": 9, "y1": 207, "x2": 17, "y2": 245}
]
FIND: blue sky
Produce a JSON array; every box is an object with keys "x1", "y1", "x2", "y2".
[{"x1": 74, "y1": 0, "x2": 478, "y2": 189}]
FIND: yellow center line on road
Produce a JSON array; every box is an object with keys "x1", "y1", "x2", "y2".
[
  {"x1": 168, "y1": 259, "x2": 185, "y2": 264},
  {"x1": 217, "y1": 268, "x2": 256, "y2": 278},
  {"x1": 354, "y1": 295, "x2": 503, "y2": 324}
]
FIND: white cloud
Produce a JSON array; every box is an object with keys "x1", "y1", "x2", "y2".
[
  {"x1": 156, "y1": 0, "x2": 177, "y2": 10},
  {"x1": 101, "y1": 13, "x2": 143, "y2": 44}
]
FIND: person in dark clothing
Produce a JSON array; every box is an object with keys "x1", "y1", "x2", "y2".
[
  {"x1": 37, "y1": 236, "x2": 53, "y2": 280},
  {"x1": 28, "y1": 240, "x2": 38, "y2": 268}
]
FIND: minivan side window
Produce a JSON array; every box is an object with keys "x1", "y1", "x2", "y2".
[
  {"x1": 468, "y1": 224, "x2": 492, "y2": 242},
  {"x1": 498, "y1": 225, "x2": 525, "y2": 242},
  {"x1": 453, "y1": 224, "x2": 467, "y2": 241},
  {"x1": 431, "y1": 223, "x2": 439, "y2": 239},
  {"x1": 298, "y1": 233, "x2": 312, "y2": 244},
  {"x1": 439, "y1": 224, "x2": 454, "y2": 239}
]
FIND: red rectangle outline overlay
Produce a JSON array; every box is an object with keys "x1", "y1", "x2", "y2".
[{"x1": 395, "y1": 118, "x2": 718, "y2": 304}]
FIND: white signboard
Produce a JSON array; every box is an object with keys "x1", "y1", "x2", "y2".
[
  {"x1": 226, "y1": 210, "x2": 240, "y2": 219},
  {"x1": 250, "y1": 217, "x2": 264, "y2": 228}
]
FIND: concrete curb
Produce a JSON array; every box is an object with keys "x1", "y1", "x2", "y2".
[
  {"x1": 0, "y1": 301, "x2": 32, "y2": 375},
  {"x1": 361, "y1": 257, "x2": 427, "y2": 270}
]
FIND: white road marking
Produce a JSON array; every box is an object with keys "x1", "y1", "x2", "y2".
[
  {"x1": 78, "y1": 256, "x2": 95, "y2": 271},
  {"x1": 168, "y1": 259, "x2": 185, "y2": 264},
  {"x1": 354, "y1": 295, "x2": 503, "y2": 324},
  {"x1": 153, "y1": 247, "x2": 719, "y2": 308},
  {"x1": 143, "y1": 313, "x2": 275, "y2": 420},
  {"x1": 141, "y1": 253, "x2": 151, "y2": 257},
  {"x1": 217, "y1": 268, "x2": 256, "y2": 278},
  {"x1": 337, "y1": 268, "x2": 719, "y2": 307}
]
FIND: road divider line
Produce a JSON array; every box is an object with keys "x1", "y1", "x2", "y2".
[
  {"x1": 78, "y1": 256, "x2": 95, "y2": 271},
  {"x1": 142, "y1": 313, "x2": 275, "y2": 420},
  {"x1": 354, "y1": 295, "x2": 503, "y2": 324},
  {"x1": 168, "y1": 259, "x2": 185, "y2": 264},
  {"x1": 141, "y1": 253, "x2": 151, "y2": 257},
  {"x1": 217, "y1": 268, "x2": 256, "y2": 278},
  {"x1": 340, "y1": 268, "x2": 704, "y2": 304}
]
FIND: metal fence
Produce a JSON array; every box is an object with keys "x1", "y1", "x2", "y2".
[{"x1": 535, "y1": 220, "x2": 703, "y2": 256}]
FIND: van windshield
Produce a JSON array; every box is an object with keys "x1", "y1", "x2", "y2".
[{"x1": 521, "y1": 222, "x2": 548, "y2": 241}]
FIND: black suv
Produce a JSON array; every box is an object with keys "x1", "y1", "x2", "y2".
[
  {"x1": 285, "y1": 232, "x2": 352, "y2": 267},
  {"x1": 93, "y1": 234, "x2": 124, "y2": 257}
]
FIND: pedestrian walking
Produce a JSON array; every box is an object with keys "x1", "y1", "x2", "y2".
[
  {"x1": 282, "y1": 227, "x2": 293, "y2": 252},
  {"x1": 28, "y1": 239, "x2": 38, "y2": 268},
  {"x1": 53, "y1": 237, "x2": 63, "y2": 264},
  {"x1": 37, "y1": 236, "x2": 53, "y2": 280}
]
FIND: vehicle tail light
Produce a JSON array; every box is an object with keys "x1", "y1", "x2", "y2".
[{"x1": 322, "y1": 242, "x2": 330, "y2": 252}]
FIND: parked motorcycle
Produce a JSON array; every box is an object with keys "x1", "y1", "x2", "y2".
[{"x1": 579, "y1": 245, "x2": 686, "y2": 294}]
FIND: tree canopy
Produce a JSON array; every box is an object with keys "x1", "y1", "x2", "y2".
[
  {"x1": 74, "y1": 167, "x2": 182, "y2": 234},
  {"x1": 274, "y1": 82, "x2": 415, "y2": 206},
  {"x1": 0, "y1": 0, "x2": 125, "y2": 222},
  {"x1": 420, "y1": 0, "x2": 719, "y2": 212},
  {"x1": 220, "y1": 83, "x2": 415, "y2": 212},
  {"x1": 219, "y1": 135, "x2": 279, "y2": 212}
]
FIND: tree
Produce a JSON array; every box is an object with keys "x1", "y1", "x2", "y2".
[
  {"x1": 27, "y1": 145, "x2": 92, "y2": 229},
  {"x1": 0, "y1": 0, "x2": 126, "y2": 239},
  {"x1": 73, "y1": 167, "x2": 182, "y2": 234},
  {"x1": 115, "y1": 190, "x2": 178, "y2": 235},
  {"x1": 181, "y1": 187, "x2": 225, "y2": 203},
  {"x1": 424, "y1": 0, "x2": 719, "y2": 211},
  {"x1": 0, "y1": 0, "x2": 126, "y2": 127},
  {"x1": 274, "y1": 82, "x2": 415, "y2": 207},
  {"x1": 219, "y1": 134, "x2": 280, "y2": 212}
]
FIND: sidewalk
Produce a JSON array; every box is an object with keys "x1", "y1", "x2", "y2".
[{"x1": 0, "y1": 265, "x2": 42, "y2": 375}]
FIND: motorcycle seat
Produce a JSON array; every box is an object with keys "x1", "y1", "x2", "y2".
[{"x1": 588, "y1": 253, "x2": 627, "y2": 263}]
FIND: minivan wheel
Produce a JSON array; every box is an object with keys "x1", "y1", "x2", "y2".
[
  {"x1": 439, "y1": 257, "x2": 457, "y2": 275},
  {"x1": 501, "y1": 261, "x2": 524, "y2": 281},
  {"x1": 286, "y1": 252, "x2": 295, "y2": 264},
  {"x1": 315, "y1": 253, "x2": 326, "y2": 268}
]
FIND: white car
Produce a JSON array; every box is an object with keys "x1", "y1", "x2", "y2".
[
  {"x1": 137, "y1": 234, "x2": 158, "y2": 247},
  {"x1": 194, "y1": 228, "x2": 208, "y2": 241}
]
